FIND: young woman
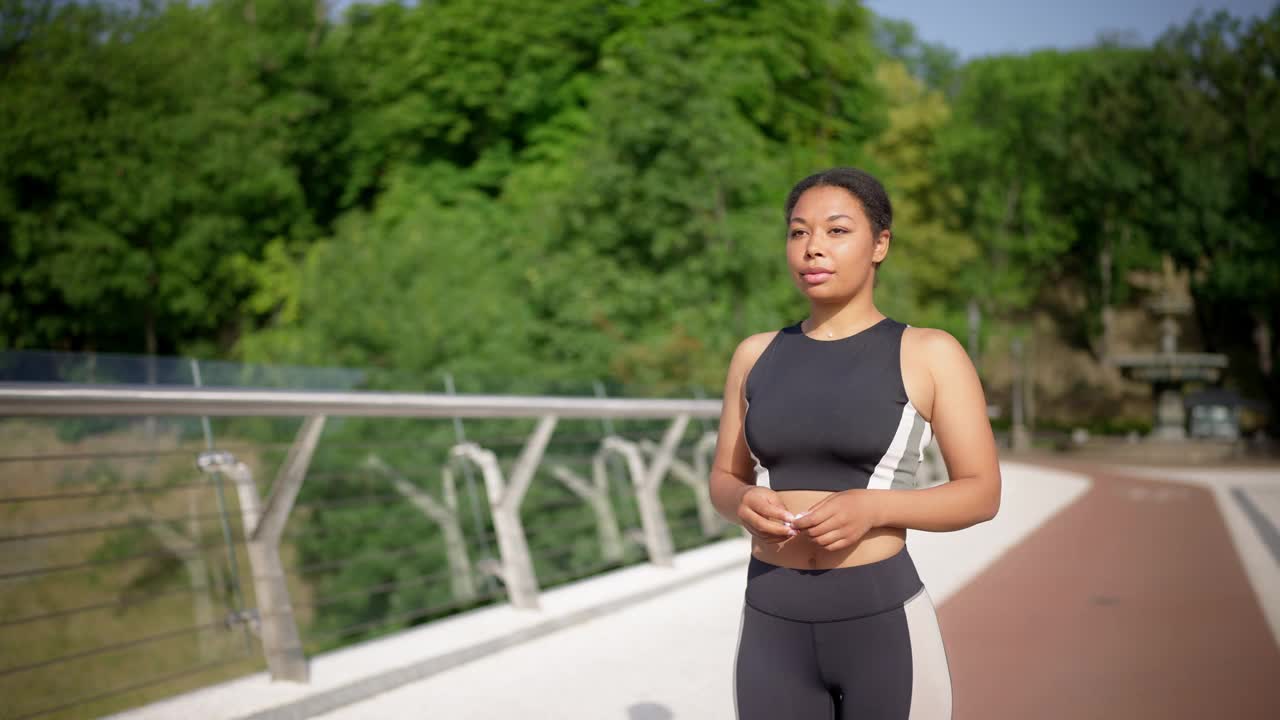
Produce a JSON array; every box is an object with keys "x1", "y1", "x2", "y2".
[{"x1": 710, "y1": 167, "x2": 1002, "y2": 719}]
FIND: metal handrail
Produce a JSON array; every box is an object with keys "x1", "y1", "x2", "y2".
[
  {"x1": 0, "y1": 382, "x2": 723, "y2": 418},
  {"x1": 0, "y1": 379, "x2": 728, "y2": 708}
]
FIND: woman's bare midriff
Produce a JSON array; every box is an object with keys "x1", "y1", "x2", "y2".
[{"x1": 750, "y1": 489, "x2": 905, "y2": 570}]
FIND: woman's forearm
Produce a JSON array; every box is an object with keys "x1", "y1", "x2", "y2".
[
  {"x1": 709, "y1": 469, "x2": 754, "y2": 526},
  {"x1": 870, "y1": 475, "x2": 1000, "y2": 532}
]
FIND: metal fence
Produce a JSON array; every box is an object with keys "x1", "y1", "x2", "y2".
[{"x1": 0, "y1": 382, "x2": 732, "y2": 720}]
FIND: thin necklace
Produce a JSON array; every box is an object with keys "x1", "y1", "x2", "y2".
[
  {"x1": 803, "y1": 316, "x2": 882, "y2": 339},
  {"x1": 803, "y1": 319, "x2": 837, "y2": 338}
]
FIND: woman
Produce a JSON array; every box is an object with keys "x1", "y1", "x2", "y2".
[{"x1": 710, "y1": 167, "x2": 1001, "y2": 719}]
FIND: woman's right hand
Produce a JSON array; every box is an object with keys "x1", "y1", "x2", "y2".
[{"x1": 738, "y1": 486, "x2": 797, "y2": 544}]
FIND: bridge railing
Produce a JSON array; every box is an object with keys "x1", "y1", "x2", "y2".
[{"x1": 0, "y1": 383, "x2": 734, "y2": 720}]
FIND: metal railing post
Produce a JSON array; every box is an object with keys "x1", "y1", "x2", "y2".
[
  {"x1": 601, "y1": 436, "x2": 673, "y2": 566},
  {"x1": 551, "y1": 459, "x2": 625, "y2": 563},
  {"x1": 642, "y1": 430, "x2": 725, "y2": 537},
  {"x1": 451, "y1": 414, "x2": 557, "y2": 610},
  {"x1": 364, "y1": 455, "x2": 477, "y2": 604},
  {"x1": 601, "y1": 413, "x2": 688, "y2": 566},
  {"x1": 198, "y1": 414, "x2": 325, "y2": 682}
]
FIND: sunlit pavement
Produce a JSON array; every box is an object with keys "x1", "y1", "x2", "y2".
[{"x1": 111, "y1": 460, "x2": 1280, "y2": 720}]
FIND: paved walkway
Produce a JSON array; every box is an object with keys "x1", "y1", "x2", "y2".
[
  {"x1": 942, "y1": 461, "x2": 1280, "y2": 719},
  {"x1": 113, "y1": 459, "x2": 1280, "y2": 719},
  {"x1": 313, "y1": 462, "x2": 1093, "y2": 719}
]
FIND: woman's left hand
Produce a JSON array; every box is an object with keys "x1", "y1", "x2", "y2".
[{"x1": 788, "y1": 490, "x2": 883, "y2": 551}]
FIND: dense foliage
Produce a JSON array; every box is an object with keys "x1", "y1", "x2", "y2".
[{"x1": 4, "y1": 0, "x2": 1277, "y2": 407}]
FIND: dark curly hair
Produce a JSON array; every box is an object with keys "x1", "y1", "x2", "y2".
[{"x1": 783, "y1": 167, "x2": 893, "y2": 238}]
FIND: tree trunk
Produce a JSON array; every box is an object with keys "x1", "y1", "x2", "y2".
[
  {"x1": 1099, "y1": 221, "x2": 1115, "y2": 361},
  {"x1": 144, "y1": 304, "x2": 158, "y2": 438},
  {"x1": 1026, "y1": 324, "x2": 1037, "y2": 434},
  {"x1": 308, "y1": 0, "x2": 326, "y2": 52},
  {"x1": 1011, "y1": 336, "x2": 1029, "y2": 450},
  {"x1": 966, "y1": 298, "x2": 981, "y2": 364},
  {"x1": 1255, "y1": 313, "x2": 1273, "y2": 377}
]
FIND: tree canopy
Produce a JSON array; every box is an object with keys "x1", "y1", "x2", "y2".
[{"x1": 1, "y1": 0, "x2": 1276, "y2": 410}]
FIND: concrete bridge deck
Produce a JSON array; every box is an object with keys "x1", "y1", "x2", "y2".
[{"x1": 110, "y1": 460, "x2": 1280, "y2": 720}]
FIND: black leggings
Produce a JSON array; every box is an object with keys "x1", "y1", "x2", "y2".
[{"x1": 733, "y1": 547, "x2": 952, "y2": 719}]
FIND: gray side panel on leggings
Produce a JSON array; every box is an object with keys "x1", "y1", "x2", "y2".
[
  {"x1": 904, "y1": 588, "x2": 953, "y2": 719},
  {"x1": 732, "y1": 604, "x2": 745, "y2": 720}
]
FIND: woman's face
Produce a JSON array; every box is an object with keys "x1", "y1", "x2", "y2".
[{"x1": 786, "y1": 185, "x2": 889, "y2": 303}]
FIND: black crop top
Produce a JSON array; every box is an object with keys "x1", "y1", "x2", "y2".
[{"x1": 742, "y1": 317, "x2": 933, "y2": 492}]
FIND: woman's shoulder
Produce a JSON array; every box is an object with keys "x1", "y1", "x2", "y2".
[
  {"x1": 726, "y1": 326, "x2": 793, "y2": 385},
  {"x1": 730, "y1": 329, "x2": 784, "y2": 370},
  {"x1": 901, "y1": 323, "x2": 959, "y2": 344},
  {"x1": 901, "y1": 324, "x2": 970, "y2": 371}
]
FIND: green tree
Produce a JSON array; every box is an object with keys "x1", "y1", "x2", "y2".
[
  {"x1": 505, "y1": 0, "x2": 887, "y2": 390},
  {"x1": 1142, "y1": 10, "x2": 1280, "y2": 410},
  {"x1": 933, "y1": 51, "x2": 1086, "y2": 330},
  {"x1": 327, "y1": 0, "x2": 619, "y2": 210},
  {"x1": 0, "y1": 0, "x2": 308, "y2": 359},
  {"x1": 241, "y1": 0, "x2": 889, "y2": 395},
  {"x1": 874, "y1": 15, "x2": 960, "y2": 92},
  {"x1": 237, "y1": 173, "x2": 540, "y2": 382},
  {"x1": 866, "y1": 60, "x2": 976, "y2": 334}
]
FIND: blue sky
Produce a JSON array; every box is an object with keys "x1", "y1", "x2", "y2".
[
  {"x1": 326, "y1": 1, "x2": 1276, "y2": 59},
  {"x1": 864, "y1": 0, "x2": 1275, "y2": 59}
]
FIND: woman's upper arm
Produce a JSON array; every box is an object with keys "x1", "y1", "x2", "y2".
[
  {"x1": 923, "y1": 329, "x2": 1001, "y2": 491},
  {"x1": 712, "y1": 332, "x2": 775, "y2": 484}
]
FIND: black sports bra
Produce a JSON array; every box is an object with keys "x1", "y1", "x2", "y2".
[{"x1": 742, "y1": 317, "x2": 933, "y2": 492}]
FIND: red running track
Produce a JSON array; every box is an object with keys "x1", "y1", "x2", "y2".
[{"x1": 938, "y1": 463, "x2": 1280, "y2": 719}]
